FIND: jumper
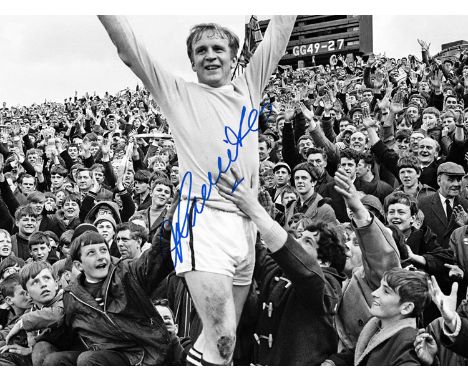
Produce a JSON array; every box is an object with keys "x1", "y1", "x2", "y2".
[{"x1": 99, "y1": 15, "x2": 296, "y2": 215}]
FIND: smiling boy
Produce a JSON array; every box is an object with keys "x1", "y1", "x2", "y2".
[
  {"x1": 11, "y1": 206, "x2": 37, "y2": 261},
  {"x1": 58, "y1": 217, "x2": 175, "y2": 365},
  {"x1": 325, "y1": 268, "x2": 430, "y2": 366}
]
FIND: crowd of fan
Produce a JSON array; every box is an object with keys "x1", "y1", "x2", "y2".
[{"x1": 1, "y1": 39, "x2": 468, "y2": 365}]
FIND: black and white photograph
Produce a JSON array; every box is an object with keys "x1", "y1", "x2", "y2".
[{"x1": 1, "y1": 0, "x2": 468, "y2": 374}]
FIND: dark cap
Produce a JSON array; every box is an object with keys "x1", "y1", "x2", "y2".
[
  {"x1": 437, "y1": 162, "x2": 465, "y2": 176},
  {"x1": 71, "y1": 223, "x2": 98, "y2": 242},
  {"x1": 273, "y1": 162, "x2": 291, "y2": 174}
]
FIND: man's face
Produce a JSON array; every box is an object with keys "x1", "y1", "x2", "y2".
[
  {"x1": 418, "y1": 81, "x2": 430, "y2": 93},
  {"x1": 25, "y1": 268, "x2": 57, "y2": 306},
  {"x1": 294, "y1": 170, "x2": 315, "y2": 196},
  {"x1": 68, "y1": 146, "x2": 79, "y2": 160},
  {"x1": 350, "y1": 132, "x2": 366, "y2": 152},
  {"x1": 387, "y1": 202, "x2": 413, "y2": 232},
  {"x1": 307, "y1": 153, "x2": 327, "y2": 176},
  {"x1": 410, "y1": 132, "x2": 424, "y2": 152},
  {"x1": 395, "y1": 138, "x2": 409, "y2": 154},
  {"x1": 27, "y1": 153, "x2": 38, "y2": 165},
  {"x1": 152, "y1": 160, "x2": 166, "y2": 172},
  {"x1": 438, "y1": 174, "x2": 462, "y2": 198},
  {"x1": 16, "y1": 215, "x2": 37, "y2": 236},
  {"x1": 282, "y1": 192, "x2": 297, "y2": 206},
  {"x1": 77, "y1": 171, "x2": 92, "y2": 191},
  {"x1": 296, "y1": 230, "x2": 319, "y2": 261},
  {"x1": 443, "y1": 117, "x2": 456, "y2": 131},
  {"x1": 134, "y1": 180, "x2": 150, "y2": 195},
  {"x1": 406, "y1": 106, "x2": 420, "y2": 122},
  {"x1": 170, "y1": 166, "x2": 179, "y2": 185},
  {"x1": 0, "y1": 232, "x2": 12, "y2": 257},
  {"x1": 90, "y1": 145, "x2": 100, "y2": 156},
  {"x1": 20, "y1": 176, "x2": 36, "y2": 195},
  {"x1": 63, "y1": 200, "x2": 80, "y2": 219},
  {"x1": 50, "y1": 173, "x2": 65, "y2": 188},
  {"x1": 274, "y1": 168, "x2": 290, "y2": 187},
  {"x1": 156, "y1": 305, "x2": 178, "y2": 336},
  {"x1": 29, "y1": 200, "x2": 45, "y2": 216},
  {"x1": 344, "y1": 231, "x2": 362, "y2": 277},
  {"x1": 75, "y1": 242, "x2": 111, "y2": 283},
  {"x1": 298, "y1": 138, "x2": 313, "y2": 157},
  {"x1": 418, "y1": 138, "x2": 437, "y2": 165},
  {"x1": 258, "y1": 141, "x2": 271, "y2": 162},
  {"x1": 399, "y1": 167, "x2": 420, "y2": 188},
  {"x1": 422, "y1": 113, "x2": 437, "y2": 128},
  {"x1": 339, "y1": 121, "x2": 351, "y2": 133},
  {"x1": 362, "y1": 91, "x2": 373, "y2": 103},
  {"x1": 445, "y1": 96, "x2": 457, "y2": 109},
  {"x1": 30, "y1": 243, "x2": 51, "y2": 262},
  {"x1": 340, "y1": 157, "x2": 357, "y2": 179},
  {"x1": 356, "y1": 159, "x2": 370, "y2": 179},
  {"x1": 96, "y1": 221, "x2": 115, "y2": 242},
  {"x1": 7, "y1": 284, "x2": 32, "y2": 311},
  {"x1": 133, "y1": 118, "x2": 141, "y2": 128},
  {"x1": 352, "y1": 111, "x2": 363, "y2": 127},
  {"x1": 116, "y1": 229, "x2": 140, "y2": 259},
  {"x1": 152, "y1": 184, "x2": 172, "y2": 207},
  {"x1": 191, "y1": 30, "x2": 236, "y2": 88},
  {"x1": 93, "y1": 171, "x2": 104, "y2": 184},
  {"x1": 369, "y1": 279, "x2": 407, "y2": 321},
  {"x1": 124, "y1": 171, "x2": 134, "y2": 188}
]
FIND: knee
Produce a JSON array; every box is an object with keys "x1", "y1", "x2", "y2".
[
  {"x1": 215, "y1": 332, "x2": 236, "y2": 362},
  {"x1": 43, "y1": 353, "x2": 63, "y2": 366},
  {"x1": 32, "y1": 341, "x2": 56, "y2": 366},
  {"x1": 77, "y1": 351, "x2": 95, "y2": 366}
]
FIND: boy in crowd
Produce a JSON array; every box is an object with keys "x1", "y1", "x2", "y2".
[
  {"x1": 0, "y1": 274, "x2": 33, "y2": 366},
  {"x1": 11, "y1": 206, "x2": 37, "y2": 261},
  {"x1": 154, "y1": 298, "x2": 191, "y2": 365},
  {"x1": 324, "y1": 268, "x2": 430, "y2": 366},
  {"x1": 28, "y1": 231, "x2": 58, "y2": 264},
  {"x1": 51, "y1": 201, "x2": 177, "y2": 365},
  {"x1": 0, "y1": 261, "x2": 64, "y2": 366}
]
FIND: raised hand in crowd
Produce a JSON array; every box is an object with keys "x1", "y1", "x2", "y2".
[
  {"x1": 414, "y1": 329, "x2": 438, "y2": 366},
  {"x1": 428, "y1": 276, "x2": 459, "y2": 333}
]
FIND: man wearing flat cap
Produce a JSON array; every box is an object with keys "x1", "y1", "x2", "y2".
[
  {"x1": 270, "y1": 162, "x2": 291, "y2": 204},
  {"x1": 418, "y1": 161, "x2": 468, "y2": 248}
]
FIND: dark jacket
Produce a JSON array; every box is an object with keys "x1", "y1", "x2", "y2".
[
  {"x1": 63, "y1": 227, "x2": 175, "y2": 365},
  {"x1": 418, "y1": 192, "x2": 468, "y2": 249},
  {"x1": 284, "y1": 192, "x2": 336, "y2": 228},
  {"x1": 11, "y1": 233, "x2": 31, "y2": 261},
  {"x1": 82, "y1": 191, "x2": 135, "y2": 224},
  {"x1": 331, "y1": 317, "x2": 421, "y2": 366},
  {"x1": 321, "y1": 179, "x2": 376, "y2": 223},
  {"x1": 252, "y1": 236, "x2": 344, "y2": 365}
]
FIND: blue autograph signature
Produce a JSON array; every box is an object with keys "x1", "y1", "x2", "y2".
[{"x1": 161, "y1": 103, "x2": 272, "y2": 266}]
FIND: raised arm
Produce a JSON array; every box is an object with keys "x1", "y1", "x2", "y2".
[
  {"x1": 98, "y1": 16, "x2": 180, "y2": 108},
  {"x1": 243, "y1": 16, "x2": 297, "y2": 98},
  {"x1": 334, "y1": 167, "x2": 401, "y2": 290}
]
